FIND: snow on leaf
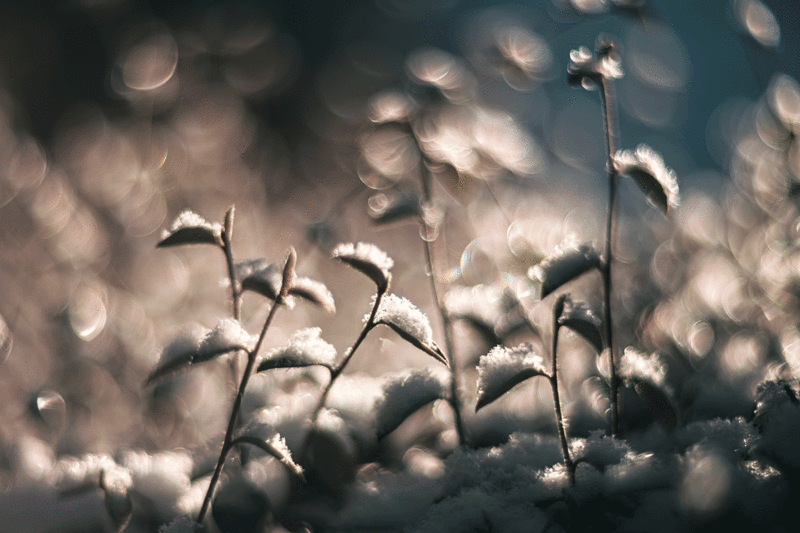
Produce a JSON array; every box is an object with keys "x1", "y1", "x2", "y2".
[
  {"x1": 619, "y1": 347, "x2": 667, "y2": 387},
  {"x1": 157, "y1": 210, "x2": 222, "y2": 248},
  {"x1": 375, "y1": 368, "x2": 450, "y2": 440},
  {"x1": 145, "y1": 324, "x2": 209, "y2": 386},
  {"x1": 233, "y1": 422, "x2": 304, "y2": 480},
  {"x1": 476, "y1": 343, "x2": 548, "y2": 411},
  {"x1": 374, "y1": 294, "x2": 448, "y2": 366},
  {"x1": 289, "y1": 276, "x2": 336, "y2": 313},
  {"x1": 257, "y1": 327, "x2": 336, "y2": 372},
  {"x1": 528, "y1": 240, "x2": 601, "y2": 299},
  {"x1": 333, "y1": 242, "x2": 394, "y2": 290},
  {"x1": 558, "y1": 297, "x2": 604, "y2": 353},
  {"x1": 613, "y1": 144, "x2": 680, "y2": 215},
  {"x1": 195, "y1": 318, "x2": 255, "y2": 363},
  {"x1": 236, "y1": 259, "x2": 296, "y2": 308}
]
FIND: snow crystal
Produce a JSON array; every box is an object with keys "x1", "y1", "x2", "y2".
[
  {"x1": 121, "y1": 450, "x2": 193, "y2": 519},
  {"x1": 374, "y1": 293, "x2": 434, "y2": 345}
]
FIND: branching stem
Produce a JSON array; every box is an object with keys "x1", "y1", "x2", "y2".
[
  {"x1": 196, "y1": 252, "x2": 292, "y2": 525},
  {"x1": 599, "y1": 75, "x2": 621, "y2": 438}
]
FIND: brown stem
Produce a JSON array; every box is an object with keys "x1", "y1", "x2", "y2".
[
  {"x1": 419, "y1": 160, "x2": 466, "y2": 447},
  {"x1": 550, "y1": 295, "x2": 574, "y2": 484},
  {"x1": 599, "y1": 76, "x2": 621, "y2": 438},
  {"x1": 196, "y1": 252, "x2": 293, "y2": 526}
]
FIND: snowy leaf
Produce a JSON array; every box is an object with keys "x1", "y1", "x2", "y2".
[
  {"x1": 195, "y1": 318, "x2": 255, "y2": 363},
  {"x1": 236, "y1": 259, "x2": 296, "y2": 308},
  {"x1": 368, "y1": 191, "x2": 421, "y2": 224},
  {"x1": 528, "y1": 240, "x2": 601, "y2": 299},
  {"x1": 619, "y1": 347, "x2": 667, "y2": 387},
  {"x1": 236, "y1": 259, "x2": 282, "y2": 300},
  {"x1": 333, "y1": 242, "x2": 394, "y2": 290},
  {"x1": 257, "y1": 328, "x2": 336, "y2": 372},
  {"x1": 99, "y1": 470, "x2": 133, "y2": 532},
  {"x1": 633, "y1": 380, "x2": 677, "y2": 433},
  {"x1": 476, "y1": 343, "x2": 548, "y2": 411},
  {"x1": 375, "y1": 369, "x2": 450, "y2": 440},
  {"x1": 613, "y1": 144, "x2": 680, "y2": 215},
  {"x1": 145, "y1": 320, "x2": 253, "y2": 386},
  {"x1": 212, "y1": 478, "x2": 270, "y2": 533},
  {"x1": 157, "y1": 210, "x2": 222, "y2": 248},
  {"x1": 0, "y1": 312, "x2": 12, "y2": 366},
  {"x1": 145, "y1": 325, "x2": 209, "y2": 386},
  {"x1": 289, "y1": 276, "x2": 336, "y2": 313},
  {"x1": 232, "y1": 423, "x2": 304, "y2": 480},
  {"x1": 558, "y1": 297, "x2": 603, "y2": 353},
  {"x1": 566, "y1": 41, "x2": 623, "y2": 88},
  {"x1": 281, "y1": 247, "x2": 297, "y2": 300},
  {"x1": 375, "y1": 294, "x2": 448, "y2": 366}
]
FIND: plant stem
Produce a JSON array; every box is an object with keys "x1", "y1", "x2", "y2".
[
  {"x1": 550, "y1": 296, "x2": 574, "y2": 484},
  {"x1": 196, "y1": 254, "x2": 291, "y2": 525},
  {"x1": 300, "y1": 287, "x2": 386, "y2": 460},
  {"x1": 599, "y1": 75, "x2": 621, "y2": 438},
  {"x1": 419, "y1": 161, "x2": 467, "y2": 447}
]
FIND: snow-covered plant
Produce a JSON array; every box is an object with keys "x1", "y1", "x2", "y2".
[
  {"x1": 566, "y1": 36, "x2": 680, "y2": 436},
  {"x1": 147, "y1": 208, "x2": 333, "y2": 530}
]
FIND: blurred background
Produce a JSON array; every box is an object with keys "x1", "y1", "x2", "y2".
[{"x1": 1, "y1": 0, "x2": 799, "y2": 530}]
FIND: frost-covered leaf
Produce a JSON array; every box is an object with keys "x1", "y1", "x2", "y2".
[
  {"x1": 233, "y1": 423, "x2": 304, "y2": 480},
  {"x1": 145, "y1": 325, "x2": 209, "y2": 386},
  {"x1": 236, "y1": 259, "x2": 296, "y2": 308},
  {"x1": 0, "y1": 312, "x2": 11, "y2": 366},
  {"x1": 157, "y1": 210, "x2": 222, "y2": 248},
  {"x1": 368, "y1": 191, "x2": 421, "y2": 224},
  {"x1": 633, "y1": 380, "x2": 677, "y2": 433},
  {"x1": 333, "y1": 242, "x2": 394, "y2": 290},
  {"x1": 528, "y1": 240, "x2": 601, "y2": 299},
  {"x1": 567, "y1": 41, "x2": 623, "y2": 88},
  {"x1": 619, "y1": 347, "x2": 667, "y2": 387},
  {"x1": 146, "y1": 320, "x2": 253, "y2": 386},
  {"x1": 375, "y1": 368, "x2": 450, "y2": 439},
  {"x1": 374, "y1": 294, "x2": 448, "y2": 366},
  {"x1": 196, "y1": 318, "x2": 255, "y2": 363},
  {"x1": 289, "y1": 276, "x2": 336, "y2": 313},
  {"x1": 558, "y1": 297, "x2": 603, "y2": 353},
  {"x1": 613, "y1": 144, "x2": 680, "y2": 215},
  {"x1": 212, "y1": 478, "x2": 270, "y2": 533},
  {"x1": 99, "y1": 470, "x2": 133, "y2": 533},
  {"x1": 476, "y1": 343, "x2": 548, "y2": 411},
  {"x1": 257, "y1": 327, "x2": 336, "y2": 372}
]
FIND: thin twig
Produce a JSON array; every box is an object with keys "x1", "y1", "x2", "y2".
[{"x1": 550, "y1": 295, "x2": 574, "y2": 484}]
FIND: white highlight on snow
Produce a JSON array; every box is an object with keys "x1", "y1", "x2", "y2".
[
  {"x1": 162, "y1": 210, "x2": 221, "y2": 240},
  {"x1": 620, "y1": 347, "x2": 667, "y2": 387},
  {"x1": 263, "y1": 327, "x2": 337, "y2": 368},
  {"x1": 197, "y1": 318, "x2": 256, "y2": 361}
]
